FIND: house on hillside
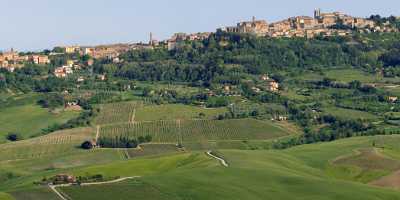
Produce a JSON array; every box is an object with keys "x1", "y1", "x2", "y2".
[
  {"x1": 53, "y1": 174, "x2": 76, "y2": 184},
  {"x1": 54, "y1": 66, "x2": 73, "y2": 78},
  {"x1": 267, "y1": 80, "x2": 279, "y2": 92},
  {"x1": 29, "y1": 55, "x2": 50, "y2": 65},
  {"x1": 388, "y1": 96, "x2": 398, "y2": 103}
]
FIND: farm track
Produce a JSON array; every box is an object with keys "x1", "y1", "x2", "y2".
[
  {"x1": 50, "y1": 176, "x2": 141, "y2": 200},
  {"x1": 206, "y1": 151, "x2": 228, "y2": 167},
  {"x1": 95, "y1": 125, "x2": 100, "y2": 144}
]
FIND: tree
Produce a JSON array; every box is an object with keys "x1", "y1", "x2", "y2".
[
  {"x1": 126, "y1": 140, "x2": 138, "y2": 148},
  {"x1": 142, "y1": 87, "x2": 152, "y2": 97},
  {"x1": 145, "y1": 135, "x2": 153, "y2": 143},
  {"x1": 349, "y1": 80, "x2": 361, "y2": 89},
  {"x1": 138, "y1": 136, "x2": 146, "y2": 143},
  {"x1": 6, "y1": 133, "x2": 21, "y2": 141},
  {"x1": 81, "y1": 141, "x2": 94, "y2": 149},
  {"x1": 37, "y1": 93, "x2": 65, "y2": 109}
]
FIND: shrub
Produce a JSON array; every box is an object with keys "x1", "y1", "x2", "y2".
[
  {"x1": 81, "y1": 140, "x2": 94, "y2": 149},
  {"x1": 6, "y1": 133, "x2": 21, "y2": 142},
  {"x1": 138, "y1": 136, "x2": 146, "y2": 143},
  {"x1": 145, "y1": 135, "x2": 153, "y2": 143}
]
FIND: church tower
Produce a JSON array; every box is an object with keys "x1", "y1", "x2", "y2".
[
  {"x1": 314, "y1": 8, "x2": 321, "y2": 19},
  {"x1": 149, "y1": 32, "x2": 153, "y2": 45}
]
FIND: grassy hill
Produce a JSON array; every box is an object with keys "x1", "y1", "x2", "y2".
[
  {"x1": 0, "y1": 192, "x2": 14, "y2": 200},
  {"x1": 1, "y1": 99, "x2": 399, "y2": 200},
  {"x1": 1, "y1": 135, "x2": 400, "y2": 199},
  {"x1": 0, "y1": 104, "x2": 80, "y2": 143},
  {"x1": 55, "y1": 136, "x2": 400, "y2": 200}
]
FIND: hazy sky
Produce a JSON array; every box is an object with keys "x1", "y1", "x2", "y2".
[{"x1": 1, "y1": 0, "x2": 399, "y2": 51}]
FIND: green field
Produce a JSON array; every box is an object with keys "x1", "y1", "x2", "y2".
[
  {"x1": 325, "y1": 68, "x2": 380, "y2": 83},
  {"x1": 54, "y1": 136, "x2": 400, "y2": 200},
  {"x1": 61, "y1": 180, "x2": 174, "y2": 200},
  {"x1": 331, "y1": 148, "x2": 400, "y2": 183},
  {"x1": 0, "y1": 192, "x2": 14, "y2": 200},
  {"x1": 9, "y1": 188, "x2": 57, "y2": 200},
  {"x1": 1, "y1": 99, "x2": 400, "y2": 200},
  {"x1": 383, "y1": 85, "x2": 400, "y2": 96},
  {"x1": 294, "y1": 68, "x2": 396, "y2": 84},
  {"x1": 322, "y1": 106, "x2": 380, "y2": 121},
  {"x1": 127, "y1": 144, "x2": 180, "y2": 158},
  {"x1": 2, "y1": 135, "x2": 400, "y2": 199},
  {"x1": 0, "y1": 104, "x2": 80, "y2": 143}
]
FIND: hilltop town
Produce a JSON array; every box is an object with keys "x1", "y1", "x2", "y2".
[
  {"x1": 218, "y1": 9, "x2": 392, "y2": 38},
  {"x1": 0, "y1": 9, "x2": 398, "y2": 74}
]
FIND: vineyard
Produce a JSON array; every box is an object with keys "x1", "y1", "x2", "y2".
[
  {"x1": 134, "y1": 104, "x2": 227, "y2": 121},
  {"x1": 0, "y1": 127, "x2": 94, "y2": 161},
  {"x1": 94, "y1": 101, "x2": 143, "y2": 125},
  {"x1": 99, "y1": 119, "x2": 295, "y2": 145}
]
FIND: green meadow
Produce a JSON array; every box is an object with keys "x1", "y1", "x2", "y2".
[
  {"x1": 1, "y1": 135, "x2": 400, "y2": 199},
  {"x1": 0, "y1": 104, "x2": 80, "y2": 143},
  {"x1": 57, "y1": 136, "x2": 400, "y2": 200}
]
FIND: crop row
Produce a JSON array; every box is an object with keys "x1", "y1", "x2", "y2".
[
  {"x1": 99, "y1": 119, "x2": 291, "y2": 144},
  {"x1": 94, "y1": 102, "x2": 142, "y2": 125}
]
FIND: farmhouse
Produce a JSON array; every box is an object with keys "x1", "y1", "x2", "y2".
[
  {"x1": 97, "y1": 74, "x2": 107, "y2": 81},
  {"x1": 260, "y1": 74, "x2": 270, "y2": 81},
  {"x1": 388, "y1": 96, "x2": 398, "y2": 103},
  {"x1": 267, "y1": 80, "x2": 279, "y2": 92},
  {"x1": 53, "y1": 174, "x2": 76, "y2": 184},
  {"x1": 54, "y1": 66, "x2": 73, "y2": 78}
]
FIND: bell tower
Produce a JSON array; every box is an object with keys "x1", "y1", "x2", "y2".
[
  {"x1": 149, "y1": 32, "x2": 153, "y2": 45},
  {"x1": 314, "y1": 8, "x2": 321, "y2": 19}
]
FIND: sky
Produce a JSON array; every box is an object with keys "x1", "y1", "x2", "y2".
[{"x1": 1, "y1": 0, "x2": 400, "y2": 51}]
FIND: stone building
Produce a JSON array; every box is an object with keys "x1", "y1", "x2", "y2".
[
  {"x1": 219, "y1": 17, "x2": 269, "y2": 36},
  {"x1": 29, "y1": 55, "x2": 50, "y2": 65},
  {"x1": 219, "y1": 9, "x2": 376, "y2": 39},
  {"x1": 64, "y1": 46, "x2": 80, "y2": 54}
]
